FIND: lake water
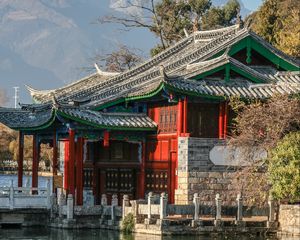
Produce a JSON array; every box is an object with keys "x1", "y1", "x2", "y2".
[{"x1": 0, "y1": 174, "x2": 290, "y2": 240}]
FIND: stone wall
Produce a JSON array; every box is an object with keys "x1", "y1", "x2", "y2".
[
  {"x1": 175, "y1": 137, "x2": 257, "y2": 205},
  {"x1": 278, "y1": 204, "x2": 300, "y2": 236}
]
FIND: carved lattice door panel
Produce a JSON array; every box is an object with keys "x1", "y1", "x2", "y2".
[
  {"x1": 145, "y1": 169, "x2": 168, "y2": 193},
  {"x1": 105, "y1": 168, "x2": 136, "y2": 202}
]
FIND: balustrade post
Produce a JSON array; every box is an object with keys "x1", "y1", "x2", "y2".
[
  {"x1": 160, "y1": 192, "x2": 167, "y2": 220},
  {"x1": 236, "y1": 193, "x2": 243, "y2": 221},
  {"x1": 147, "y1": 192, "x2": 153, "y2": 219},
  {"x1": 122, "y1": 194, "x2": 130, "y2": 219},
  {"x1": 268, "y1": 195, "x2": 275, "y2": 222},
  {"x1": 214, "y1": 193, "x2": 223, "y2": 227},
  {"x1": 193, "y1": 193, "x2": 200, "y2": 220},
  {"x1": 46, "y1": 178, "x2": 51, "y2": 209},
  {"x1": 101, "y1": 194, "x2": 107, "y2": 206},
  {"x1": 58, "y1": 191, "x2": 66, "y2": 218},
  {"x1": 9, "y1": 180, "x2": 14, "y2": 210},
  {"x1": 67, "y1": 194, "x2": 74, "y2": 220},
  {"x1": 111, "y1": 194, "x2": 118, "y2": 222}
]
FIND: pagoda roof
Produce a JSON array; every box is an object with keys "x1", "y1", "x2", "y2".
[
  {"x1": 26, "y1": 23, "x2": 299, "y2": 108},
  {"x1": 0, "y1": 104, "x2": 157, "y2": 131}
]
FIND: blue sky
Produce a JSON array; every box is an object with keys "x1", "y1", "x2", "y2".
[
  {"x1": 241, "y1": 0, "x2": 262, "y2": 10},
  {"x1": 0, "y1": 0, "x2": 263, "y2": 107}
]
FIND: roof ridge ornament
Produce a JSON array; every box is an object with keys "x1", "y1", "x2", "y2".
[
  {"x1": 159, "y1": 65, "x2": 168, "y2": 81},
  {"x1": 94, "y1": 63, "x2": 120, "y2": 76},
  {"x1": 236, "y1": 7, "x2": 244, "y2": 29},
  {"x1": 51, "y1": 93, "x2": 60, "y2": 109}
]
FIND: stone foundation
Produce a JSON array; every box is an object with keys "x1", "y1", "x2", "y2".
[
  {"x1": 175, "y1": 137, "x2": 263, "y2": 205},
  {"x1": 278, "y1": 204, "x2": 300, "y2": 236}
]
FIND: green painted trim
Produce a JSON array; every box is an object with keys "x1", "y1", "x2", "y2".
[
  {"x1": 246, "y1": 37, "x2": 252, "y2": 64},
  {"x1": 229, "y1": 36, "x2": 298, "y2": 71},
  {"x1": 230, "y1": 64, "x2": 264, "y2": 83},
  {"x1": 92, "y1": 82, "x2": 165, "y2": 111},
  {"x1": 56, "y1": 110, "x2": 156, "y2": 131},
  {"x1": 165, "y1": 84, "x2": 225, "y2": 101},
  {"x1": 225, "y1": 64, "x2": 230, "y2": 82},
  {"x1": 125, "y1": 82, "x2": 165, "y2": 102},
  {"x1": 14, "y1": 110, "x2": 56, "y2": 131},
  {"x1": 193, "y1": 65, "x2": 226, "y2": 80},
  {"x1": 192, "y1": 61, "x2": 265, "y2": 83}
]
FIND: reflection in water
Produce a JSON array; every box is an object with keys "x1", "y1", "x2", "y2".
[{"x1": 0, "y1": 228, "x2": 291, "y2": 240}]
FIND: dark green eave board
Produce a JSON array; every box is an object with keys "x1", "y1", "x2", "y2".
[
  {"x1": 56, "y1": 110, "x2": 156, "y2": 131},
  {"x1": 228, "y1": 36, "x2": 299, "y2": 71},
  {"x1": 11, "y1": 111, "x2": 56, "y2": 131},
  {"x1": 92, "y1": 82, "x2": 165, "y2": 111},
  {"x1": 193, "y1": 63, "x2": 265, "y2": 83}
]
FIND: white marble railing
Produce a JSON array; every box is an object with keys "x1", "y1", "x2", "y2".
[{"x1": 0, "y1": 179, "x2": 51, "y2": 209}]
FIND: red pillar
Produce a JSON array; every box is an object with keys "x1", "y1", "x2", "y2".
[
  {"x1": 183, "y1": 96, "x2": 188, "y2": 134},
  {"x1": 177, "y1": 98, "x2": 183, "y2": 136},
  {"x1": 76, "y1": 137, "x2": 84, "y2": 205},
  {"x1": 218, "y1": 102, "x2": 224, "y2": 139},
  {"x1": 17, "y1": 131, "x2": 24, "y2": 187},
  {"x1": 68, "y1": 129, "x2": 75, "y2": 196},
  {"x1": 32, "y1": 135, "x2": 39, "y2": 188},
  {"x1": 138, "y1": 141, "x2": 146, "y2": 199},
  {"x1": 64, "y1": 141, "x2": 69, "y2": 191},
  {"x1": 52, "y1": 131, "x2": 58, "y2": 193},
  {"x1": 223, "y1": 102, "x2": 228, "y2": 139}
]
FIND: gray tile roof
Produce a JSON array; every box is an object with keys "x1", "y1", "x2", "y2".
[
  {"x1": 59, "y1": 107, "x2": 157, "y2": 130},
  {"x1": 0, "y1": 105, "x2": 157, "y2": 130},
  {"x1": 0, "y1": 107, "x2": 54, "y2": 129}
]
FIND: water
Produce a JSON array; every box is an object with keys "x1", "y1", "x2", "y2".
[
  {"x1": 0, "y1": 175, "x2": 288, "y2": 240},
  {"x1": 0, "y1": 228, "x2": 279, "y2": 240}
]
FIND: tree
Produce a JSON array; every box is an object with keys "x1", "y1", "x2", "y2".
[
  {"x1": 267, "y1": 132, "x2": 300, "y2": 202},
  {"x1": 228, "y1": 95, "x2": 300, "y2": 203},
  {"x1": 101, "y1": 0, "x2": 240, "y2": 56},
  {"x1": 249, "y1": 0, "x2": 300, "y2": 57}
]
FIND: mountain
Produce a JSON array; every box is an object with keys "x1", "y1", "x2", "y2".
[{"x1": 0, "y1": 0, "x2": 254, "y2": 107}]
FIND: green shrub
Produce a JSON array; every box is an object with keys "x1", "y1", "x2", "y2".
[
  {"x1": 268, "y1": 132, "x2": 300, "y2": 202},
  {"x1": 122, "y1": 213, "x2": 135, "y2": 234}
]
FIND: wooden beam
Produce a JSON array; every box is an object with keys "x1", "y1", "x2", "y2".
[
  {"x1": 223, "y1": 102, "x2": 228, "y2": 139},
  {"x1": 17, "y1": 131, "x2": 24, "y2": 187}
]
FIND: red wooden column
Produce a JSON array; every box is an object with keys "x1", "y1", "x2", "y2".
[
  {"x1": 183, "y1": 96, "x2": 188, "y2": 134},
  {"x1": 223, "y1": 102, "x2": 228, "y2": 139},
  {"x1": 218, "y1": 102, "x2": 225, "y2": 139},
  {"x1": 52, "y1": 130, "x2": 58, "y2": 193},
  {"x1": 17, "y1": 131, "x2": 24, "y2": 187},
  {"x1": 64, "y1": 141, "x2": 70, "y2": 191},
  {"x1": 177, "y1": 98, "x2": 183, "y2": 136},
  {"x1": 68, "y1": 129, "x2": 75, "y2": 196},
  {"x1": 76, "y1": 137, "x2": 84, "y2": 205},
  {"x1": 138, "y1": 141, "x2": 146, "y2": 199},
  {"x1": 32, "y1": 135, "x2": 39, "y2": 188}
]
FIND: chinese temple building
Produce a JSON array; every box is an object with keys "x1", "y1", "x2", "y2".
[{"x1": 0, "y1": 23, "x2": 299, "y2": 206}]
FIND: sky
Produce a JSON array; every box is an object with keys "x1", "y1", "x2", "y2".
[
  {"x1": 0, "y1": 0, "x2": 262, "y2": 107},
  {"x1": 241, "y1": 0, "x2": 262, "y2": 11}
]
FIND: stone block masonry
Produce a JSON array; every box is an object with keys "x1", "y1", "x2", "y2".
[
  {"x1": 175, "y1": 137, "x2": 258, "y2": 205},
  {"x1": 278, "y1": 204, "x2": 300, "y2": 236}
]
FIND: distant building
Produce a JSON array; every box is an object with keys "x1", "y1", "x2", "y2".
[{"x1": 0, "y1": 23, "x2": 299, "y2": 205}]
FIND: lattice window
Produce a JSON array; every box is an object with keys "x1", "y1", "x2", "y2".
[
  {"x1": 106, "y1": 168, "x2": 135, "y2": 193},
  {"x1": 83, "y1": 168, "x2": 93, "y2": 188}
]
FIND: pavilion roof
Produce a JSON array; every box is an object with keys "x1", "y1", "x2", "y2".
[
  {"x1": 0, "y1": 104, "x2": 157, "y2": 131},
  {"x1": 26, "y1": 23, "x2": 299, "y2": 107}
]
